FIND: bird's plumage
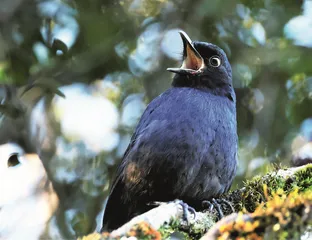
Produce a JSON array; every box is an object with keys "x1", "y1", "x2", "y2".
[{"x1": 102, "y1": 32, "x2": 238, "y2": 231}]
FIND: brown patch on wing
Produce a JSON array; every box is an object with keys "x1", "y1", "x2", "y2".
[{"x1": 125, "y1": 162, "x2": 143, "y2": 186}]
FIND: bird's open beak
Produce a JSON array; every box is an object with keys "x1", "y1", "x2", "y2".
[{"x1": 167, "y1": 31, "x2": 205, "y2": 75}]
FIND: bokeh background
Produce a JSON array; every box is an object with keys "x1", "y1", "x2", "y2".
[{"x1": 0, "y1": 0, "x2": 312, "y2": 239}]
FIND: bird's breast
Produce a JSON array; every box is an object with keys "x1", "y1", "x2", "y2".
[{"x1": 123, "y1": 87, "x2": 237, "y2": 200}]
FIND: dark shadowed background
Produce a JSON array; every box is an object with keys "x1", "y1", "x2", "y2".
[{"x1": 0, "y1": 0, "x2": 312, "y2": 238}]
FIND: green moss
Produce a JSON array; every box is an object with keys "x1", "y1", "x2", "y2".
[
  {"x1": 184, "y1": 226, "x2": 208, "y2": 239},
  {"x1": 241, "y1": 164, "x2": 312, "y2": 212},
  {"x1": 292, "y1": 164, "x2": 312, "y2": 192},
  {"x1": 158, "y1": 219, "x2": 197, "y2": 240},
  {"x1": 216, "y1": 189, "x2": 312, "y2": 240},
  {"x1": 158, "y1": 219, "x2": 181, "y2": 239},
  {"x1": 158, "y1": 216, "x2": 214, "y2": 240}
]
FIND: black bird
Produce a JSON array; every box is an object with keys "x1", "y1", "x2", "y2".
[{"x1": 101, "y1": 31, "x2": 238, "y2": 231}]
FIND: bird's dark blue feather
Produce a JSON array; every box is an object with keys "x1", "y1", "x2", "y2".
[{"x1": 102, "y1": 86, "x2": 237, "y2": 231}]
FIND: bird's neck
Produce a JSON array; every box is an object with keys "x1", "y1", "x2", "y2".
[{"x1": 171, "y1": 75, "x2": 235, "y2": 102}]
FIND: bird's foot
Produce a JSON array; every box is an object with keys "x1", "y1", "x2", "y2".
[
  {"x1": 176, "y1": 200, "x2": 197, "y2": 223},
  {"x1": 202, "y1": 198, "x2": 224, "y2": 218},
  {"x1": 147, "y1": 200, "x2": 196, "y2": 223},
  {"x1": 202, "y1": 198, "x2": 235, "y2": 219}
]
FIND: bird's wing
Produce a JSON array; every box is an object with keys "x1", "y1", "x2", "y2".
[
  {"x1": 102, "y1": 115, "x2": 149, "y2": 231},
  {"x1": 106, "y1": 93, "x2": 165, "y2": 195},
  {"x1": 102, "y1": 131, "x2": 154, "y2": 231},
  {"x1": 101, "y1": 175, "x2": 128, "y2": 231},
  {"x1": 108, "y1": 134, "x2": 137, "y2": 194},
  {"x1": 101, "y1": 141, "x2": 133, "y2": 231},
  {"x1": 102, "y1": 95, "x2": 165, "y2": 231}
]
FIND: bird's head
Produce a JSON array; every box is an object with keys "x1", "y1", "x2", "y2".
[{"x1": 167, "y1": 31, "x2": 233, "y2": 99}]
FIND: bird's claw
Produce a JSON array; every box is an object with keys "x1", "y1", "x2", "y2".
[
  {"x1": 147, "y1": 200, "x2": 196, "y2": 223},
  {"x1": 218, "y1": 198, "x2": 235, "y2": 213},
  {"x1": 176, "y1": 200, "x2": 196, "y2": 223},
  {"x1": 202, "y1": 200, "x2": 214, "y2": 211},
  {"x1": 202, "y1": 198, "x2": 234, "y2": 219},
  {"x1": 202, "y1": 198, "x2": 224, "y2": 219}
]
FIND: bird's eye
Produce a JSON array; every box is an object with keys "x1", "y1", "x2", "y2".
[
  {"x1": 209, "y1": 56, "x2": 221, "y2": 67},
  {"x1": 7, "y1": 153, "x2": 20, "y2": 167}
]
